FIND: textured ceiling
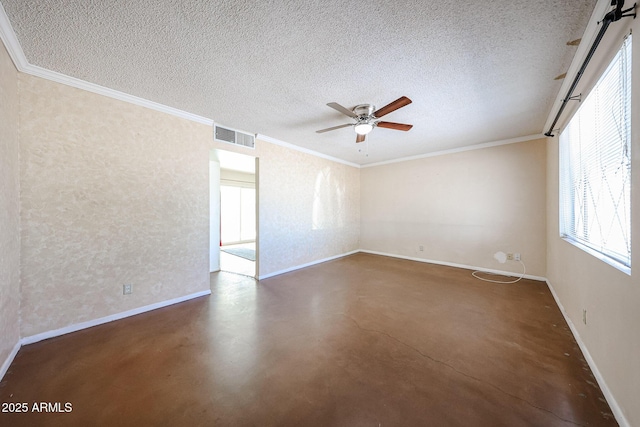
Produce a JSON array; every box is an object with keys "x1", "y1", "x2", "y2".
[{"x1": 1, "y1": 0, "x2": 596, "y2": 164}]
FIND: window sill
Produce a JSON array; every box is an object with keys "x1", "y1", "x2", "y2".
[{"x1": 561, "y1": 237, "x2": 631, "y2": 276}]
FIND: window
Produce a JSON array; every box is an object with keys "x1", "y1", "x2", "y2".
[
  {"x1": 220, "y1": 185, "x2": 256, "y2": 244},
  {"x1": 560, "y1": 35, "x2": 632, "y2": 271}
]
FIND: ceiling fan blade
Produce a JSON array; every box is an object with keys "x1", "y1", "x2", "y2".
[
  {"x1": 376, "y1": 121, "x2": 413, "y2": 131},
  {"x1": 356, "y1": 133, "x2": 366, "y2": 143},
  {"x1": 327, "y1": 102, "x2": 358, "y2": 118},
  {"x1": 316, "y1": 123, "x2": 353, "y2": 133},
  {"x1": 373, "y1": 96, "x2": 412, "y2": 118}
]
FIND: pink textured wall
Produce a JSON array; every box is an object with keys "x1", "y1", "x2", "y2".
[
  {"x1": 19, "y1": 75, "x2": 211, "y2": 336},
  {"x1": 0, "y1": 37, "x2": 21, "y2": 372}
]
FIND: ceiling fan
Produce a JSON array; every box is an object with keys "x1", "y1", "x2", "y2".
[{"x1": 316, "y1": 96, "x2": 413, "y2": 143}]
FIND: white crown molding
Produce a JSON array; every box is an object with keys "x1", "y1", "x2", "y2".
[
  {"x1": 1, "y1": 3, "x2": 366, "y2": 166},
  {"x1": 543, "y1": 0, "x2": 618, "y2": 134},
  {"x1": 25, "y1": 62, "x2": 214, "y2": 125},
  {"x1": 545, "y1": 279, "x2": 630, "y2": 427},
  {"x1": 0, "y1": 2, "x2": 213, "y2": 125},
  {"x1": 361, "y1": 134, "x2": 546, "y2": 168},
  {"x1": 21, "y1": 290, "x2": 211, "y2": 345},
  {"x1": 0, "y1": 1, "x2": 28, "y2": 70},
  {"x1": 1, "y1": 3, "x2": 549, "y2": 169},
  {"x1": 256, "y1": 134, "x2": 361, "y2": 168}
]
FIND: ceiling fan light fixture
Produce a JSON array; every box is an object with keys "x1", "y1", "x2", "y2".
[
  {"x1": 316, "y1": 97, "x2": 412, "y2": 141},
  {"x1": 354, "y1": 122, "x2": 373, "y2": 135}
]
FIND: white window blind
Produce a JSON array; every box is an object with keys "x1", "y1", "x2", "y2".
[{"x1": 559, "y1": 35, "x2": 632, "y2": 269}]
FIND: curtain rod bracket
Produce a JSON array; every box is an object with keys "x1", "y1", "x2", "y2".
[
  {"x1": 544, "y1": 1, "x2": 636, "y2": 137},
  {"x1": 601, "y1": 2, "x2": 636, "y2": 23},
  {"x1": 565, "y1": 94, "x2": 582, "y2": 102}
]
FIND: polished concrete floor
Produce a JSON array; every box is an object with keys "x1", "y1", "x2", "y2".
[{"x1": 0, "y1": 254, "x2": 616, "y2": 426}]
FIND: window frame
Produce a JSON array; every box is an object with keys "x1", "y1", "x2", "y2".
[{"x1": 558, "y1": 35, "x2": 632, "y2": 275}]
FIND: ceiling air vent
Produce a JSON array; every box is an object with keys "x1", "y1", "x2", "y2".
[{"x1": 214, "y1": 125, "x2": 255, "y2": 149}]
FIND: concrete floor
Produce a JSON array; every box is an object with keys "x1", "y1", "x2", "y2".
[{"x1": 0, "y1": 253, "x2": 616, "y2": 426}]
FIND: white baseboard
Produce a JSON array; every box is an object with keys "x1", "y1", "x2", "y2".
[
  {"x1": 258, "y1": 249, "x2": 547, "y2": 282},
  {"x1": 545, "y1": 280, "x2": 629, "y2": 427},
  {"x1": 0, "y1": 340, "x2": 21, "y2": 381},
  {"x1": 21, "y1": 290, "x2": 211, "y2": 346},
  {"x1": 359, "y1": 249, "x2": 547, "y2": 281},
  {"x1": 258, "y1": 250, "x2": 360, "y2": 280}
]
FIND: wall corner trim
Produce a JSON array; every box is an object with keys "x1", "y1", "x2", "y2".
[
  {"x1": 0, "y1": 340, "x2": 21, "y2": 381},
  {"x1": 545, "y1": 279, "x2": 630, "y2": 427},
  {"x1": 20, "y1": 290, "x2": 211, "y2": 346}
]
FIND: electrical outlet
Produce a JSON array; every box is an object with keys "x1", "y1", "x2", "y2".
[
  {"x1": 514, "y1": 253, "x2": 521, "y2": 261},
  {"x1": 419, "y1": 245, "x2": 424, "y2": 251},
  {"x1": 123, "y1": 284, "x2": 132, "y2": 295},
  {"x1": 506, "y1": 253, "x2": 514, "y2": 261}
]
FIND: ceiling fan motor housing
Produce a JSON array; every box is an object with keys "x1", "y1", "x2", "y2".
[{"x1": 353, "y1": 104, "x2": 375, "y2": 119}]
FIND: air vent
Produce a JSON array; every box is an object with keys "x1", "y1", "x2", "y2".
[{"x1": 214, "y1": 125, "x2": 255, "y2": 149}]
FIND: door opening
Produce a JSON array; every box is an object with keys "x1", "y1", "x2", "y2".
[{"x1": 210, "y1": 149, "x2": 258, "y2": 278}]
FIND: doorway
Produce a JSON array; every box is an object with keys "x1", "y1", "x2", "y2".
[{"x1": 210, "y1": 149, "x2": 257, "y2": 278}]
